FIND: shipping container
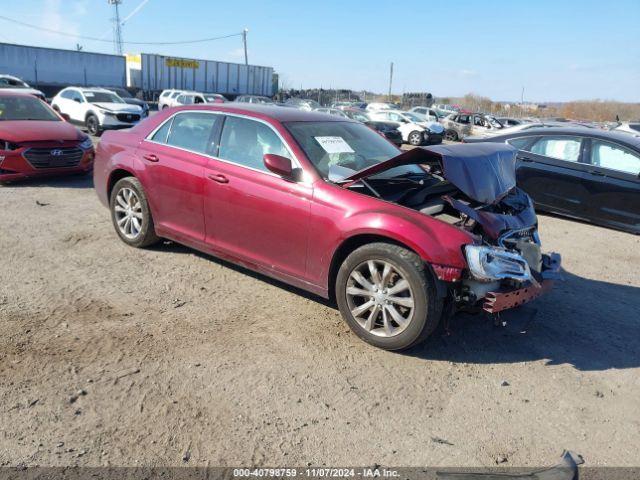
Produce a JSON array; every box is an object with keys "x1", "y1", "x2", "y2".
[
  {"x1": 135, "y1": 53, "x2": 274, "y2": 98},
  {"x1": 0, "y1": 43, "x2": 126, "y2": 90}
]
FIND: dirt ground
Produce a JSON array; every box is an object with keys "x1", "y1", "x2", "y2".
[{"x1": 1, "y1": 172, "x2": 639, "y2": 469}]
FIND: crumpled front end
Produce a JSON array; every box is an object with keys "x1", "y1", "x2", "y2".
[
  {"x1": 338, "y1": 143, "x2": 561, "y2": 315},
  {"x1": 448, "y1": 185, "x2": 561, "y2": 314}
]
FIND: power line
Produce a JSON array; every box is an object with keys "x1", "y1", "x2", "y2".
[{"x1": 0, "y1": 14, "x2": 243, "y2": 46}]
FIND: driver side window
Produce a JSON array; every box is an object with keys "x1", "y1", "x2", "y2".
[{"x1": 218, "y1": 116, "x2": 291, "y2": 173}]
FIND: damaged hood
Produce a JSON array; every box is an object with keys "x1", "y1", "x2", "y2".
[{"x1": 342, "y1": 143, "x2": 518, "y2": 204}]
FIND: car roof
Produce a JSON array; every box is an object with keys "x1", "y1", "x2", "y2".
[
  {"x1": 493, "y1": 126, "x2": 640, "y2": 148},
  {"x1": 163, "y1": 103, "x2": 357, "y2": 123},
  {"x1": 0, "y1": 89, "x2": 35, "y2": 97}
]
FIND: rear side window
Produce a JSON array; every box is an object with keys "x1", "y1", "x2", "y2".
[
  {"x1": 218, "y1": 116, "x2": 291, "y2": 172},
  {"x1": 150, "y1": 118, "x2": 172, "y2": 143},
  {"x1": 506, "y1": 137, "x2": 531, "y2": 150},
  {"x1": 163, "y1": 112, "x2": 221, "y2": 154},
  {"x1": 590, "y1": 140, "x2": 640, "y2": 175},
  {"x1": 529, "y1": 136, "x2": 582, "y2": 162}
]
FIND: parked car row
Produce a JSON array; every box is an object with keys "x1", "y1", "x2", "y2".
[{"x1": 158, "y1": 89, "x2": 227, "y2": 110}]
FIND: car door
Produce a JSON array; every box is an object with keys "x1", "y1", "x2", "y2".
[
  {"x1": 58, "y1": 89, "x2": 82, "y2": 122},
  {"x1": 136, "y1": 111, "x2": 222, "y2": 242},
  {"x1": 386, "y1": 112, "x2": 411, "y2": 139},
  {"x1": 581, "y1": 138, "x2": 640, "y2": 231},
  {"x1": 471, "y1": 115, "x2": 490, "y2": 136},
  {"x1": 203, "y1": 114, "x2": 312, "y2": 280},
  {"x1": 515, "y1": 134, "x2": 591, "y2": 217}
]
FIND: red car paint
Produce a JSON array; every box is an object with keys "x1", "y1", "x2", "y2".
[
  {"x1": 0, "y1": 91, "x2": 94, "y2": 182},
  {"x1": 94, "y1": 104, "x2": 475, "y2": 298}
]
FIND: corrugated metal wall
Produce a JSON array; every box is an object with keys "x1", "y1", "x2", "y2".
[
  {"x1": 140, "y1": 54, "x2": 274, "y2": 96},
  {"x1": 0, "y1": 43, "x2": 126, "y2": 87}
]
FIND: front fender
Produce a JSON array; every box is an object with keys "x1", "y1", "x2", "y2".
[{"x1": 335, "y1": 210, "x2": 474, "y2": 269}]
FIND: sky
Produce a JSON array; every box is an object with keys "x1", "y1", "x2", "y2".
[{"x1": 1, "y1": 0, "x2": 639, "y2": 102}]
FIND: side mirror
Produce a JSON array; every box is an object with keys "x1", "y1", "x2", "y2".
[
  {"x1": 61, "y1": 113, "x2": 71, "y2": 122},
  {"x1": 264, "y1": 153, "x2": 293, "y2": 178}
]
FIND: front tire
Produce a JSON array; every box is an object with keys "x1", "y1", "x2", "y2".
[
  {"x1": 335, "y1": 243, "x2": 442, "y2": 351},
  {"x1": 110, "y1": 177, "x2": 160, "y2": 248},
  {"x1": 408, "y1": 130, "x2": 424, "y2": 146},
  {"x1": 86, "y1": 114, "x2": 102, "y2": 137},
  {"x1": 444, "y1": 129, "x2": 458, "y2": 141}
]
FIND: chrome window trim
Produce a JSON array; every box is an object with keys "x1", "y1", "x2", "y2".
[{"x1": 144, "y1": 110, "x2": 308, "y2": 182}]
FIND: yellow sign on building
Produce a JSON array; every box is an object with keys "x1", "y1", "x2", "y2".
[{"x1": 165, "y1": 57, "x2": 200, "y2": 69}]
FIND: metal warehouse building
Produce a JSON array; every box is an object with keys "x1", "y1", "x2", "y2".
[
  {"x1": 1, "y1": 43, "x2": 276, "y2": 98},
  {"x1": 0, "y1": 42, "x2": 127, "y2": 90},
  {"x1": 129, "y1": 53, "x2": 274, "y2": 97}
]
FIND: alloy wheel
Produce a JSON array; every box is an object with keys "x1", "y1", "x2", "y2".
[
  {"x1": 114, "y1": 187, "x2": 143, "y2": 239},
  {"x1": 409, "y1": 132, "x2": 422, "y2": 145},
  {"x1": 87, "y1": 116, "x2": 99, "y2": 135},
  {"x1": 345, "y1": 259, "x2": 415, "y2": 337}
]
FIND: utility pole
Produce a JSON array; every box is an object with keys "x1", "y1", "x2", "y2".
[
  {"x1": 388, "y1": 62, "x2": 394, "y2": 101},
  {"x1": 242, "y1": 28, "x2": 249, "y2": 65},
  {"x1": 108, "y1": 0, "x2": 124, "y2": 55}
]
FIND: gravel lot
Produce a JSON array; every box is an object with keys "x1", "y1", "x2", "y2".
[{"x1": 1, "y1": 164, "x2": 639, "y2": 468}]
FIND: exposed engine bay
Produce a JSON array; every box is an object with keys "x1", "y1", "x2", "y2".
[{"x1": 337, "y1": 143, "x2": 561, "y2": 312}]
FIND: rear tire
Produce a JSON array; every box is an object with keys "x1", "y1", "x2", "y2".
[
  {"x1": 110, "y1": 177, "x2": 160, "y2": 248},
  {"x1": 444, "y1": 129, "x2": 458, "y2": 141},
  {"x1": 335, "y1": 243, "x2": 442, "y2": 351}
]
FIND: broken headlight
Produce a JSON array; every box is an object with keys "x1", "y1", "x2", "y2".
[{"x1": 464, "y1": 245, "x2": 532, "y2": 283}]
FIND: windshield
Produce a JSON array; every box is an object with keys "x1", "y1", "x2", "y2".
[
  {"x1": 0, "y1": 76, "x2": 29, "y2": 89},
  {"x1": 0, "y1": 95, "x2": 60, "y2": 121},
  {"x1": 253, "y1": 96, "x2": 274, "y2": 104},
  {"x1": 112, "y1": 88, "x2": 132, "y2": 98},
  {"x1": 348, "y1": 111, "x2": 370, "y2": 122},
  {"x1": 84, "y1": 91, "x2": 124, "y2": 103},
  {"x1": 404, "y1": 112, "x2": 424, "y2": 122},
  {"x1": 284, "y1": 121, "x2": 423, "y2": 181}
]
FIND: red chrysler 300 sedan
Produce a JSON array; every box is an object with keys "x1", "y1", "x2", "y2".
[
  {"x1": 0, "y1": 91, "x2": 94, "y2": 183},
  {"x1": 94, "y1": 104, "x2": 560, "y2": 350}
]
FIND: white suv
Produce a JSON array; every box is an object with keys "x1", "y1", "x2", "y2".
[
  {"x1": 158, "y1": 89, "x2": 184, "y2": 110},
  {"x1": 52, "y1": 87, "x2": 143, "y2": 136}
]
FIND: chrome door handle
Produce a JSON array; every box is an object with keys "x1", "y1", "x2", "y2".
[{"x1": 143, "y1": 153, "x2": 159, "y2": 162}]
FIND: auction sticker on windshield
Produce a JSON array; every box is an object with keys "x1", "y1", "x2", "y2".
[{"x1": 315, "y1": 136, "x2": 355, "y2": 154}]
